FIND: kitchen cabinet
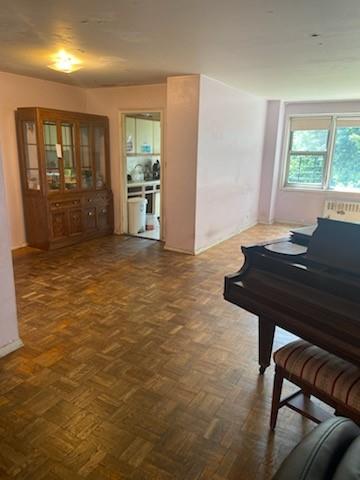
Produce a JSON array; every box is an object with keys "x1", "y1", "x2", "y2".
[
  {"x1": 127, "y1": 180, "x2": 160, "y2": 215},
  {"x1": 16, "y1": 107, "x2": 113, "y2": 250},
  {"x1": 153, "y1": 121, "x2": 161, "y2": 155},
  {"x1": 126, "y1": 117, "x2": 161, "y2": 155},
  {"x1": 125, "y1": 117, "x2": 135, "y2": 153},
  {"x1": 135, "y1": 118, "x2": 153, "y2": 153}
]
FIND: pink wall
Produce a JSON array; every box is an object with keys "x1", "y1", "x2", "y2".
[
  {"x1": 0, "y1": 71, "x2": 87, "y2": 248},
  {"x1": 164, "y1": 75, "x2": 200, "y2": 253},
  {"x1": 260, "y1": 100, "x2": 360, "y2": 225},
  {"x1": 258, "y1": 100, "x2": 284, "y2": 223},
  {"x1": 85, "y1": 84, "x2": 167, "y2": 234},
  {"x1": 194, "y1": 76, "x2": 267, "y2": 252},
  {"x1": 0, "y1": 148, "x2": 20, "y2": 352}
]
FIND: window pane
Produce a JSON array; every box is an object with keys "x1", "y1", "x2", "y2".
[
  {"x1": 329, "y1": 127, "x2": 360, "y2": 191},
  {"x1": 26, "y1": 169, "x2": 40, "y2": 190},
  {"x1": 94, "y1": 126, "x2": 106, "y2": 189},
  {"x1": 291, "y1": 130, "x2": 328, "y2": 152},
  {"x1": 287, "y1": 154, "x2": 324, "y2": 185},
  {"x1": 61, "y1": 123, "x2": 77, "y2": 190},
  {"x1": 43, "y1": 122, "x2": 60, "y2": 191},
  {"x1": 80, "y1": 125, "x2": 93, "y2": 189},
  {"x1": 24, "y1": 121, "x2": 36, "y2": 144},
  {"x1": 44, "y1": 122, "x2": 57, "y2": 146},
  {"x1": 23, "y1": 121, "x2": 40, "y2": 190},
  {"x1": 47, "y1": 169, "x2": 61, "y2": 190}
]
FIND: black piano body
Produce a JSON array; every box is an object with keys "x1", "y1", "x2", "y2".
[{"x1": 224, "y1": 218, "x2": 360, "y2": 374}]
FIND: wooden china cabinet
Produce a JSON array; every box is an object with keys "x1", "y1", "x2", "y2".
[{"x1": 15, "y1": 107, "x2": 113, "y2": 250}]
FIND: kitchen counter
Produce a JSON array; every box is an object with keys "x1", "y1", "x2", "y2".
[
  {"x1": 127, "y1": 179, "x2": 160, "y2": 188},
  {"x1": 127, "y1": 179, "x2": 160, "y2": 217}
]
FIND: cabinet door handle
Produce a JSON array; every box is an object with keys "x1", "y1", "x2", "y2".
[
  {"x1": 88, "y1": 211, "x2": 93, "y2": 216},
  {"x1": 102, "y1": 209, "x2": 107, "y2": 214},
  {"x1": 55, "y1": 202, "x2": 60, "y2": 207},
  {"x1": 88, "y1": 198, "x2": 92, "y2": 202}
]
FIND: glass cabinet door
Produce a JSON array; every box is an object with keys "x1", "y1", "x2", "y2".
[
  {"x1": 23, "y1": 121, "x2": 40, "y2": 190},
  {"x1": 79, "y1": 124, "x2": 93, "y2": 189},
  {"x1": 61, "y1": 122, "x2": 77, "y2": 190},
  {"x1": 94, "y1": 125, "x2": 107, "y2": 189},
  {"x1": 43, "y1": 121, "x2": 61, "y2": 191}
]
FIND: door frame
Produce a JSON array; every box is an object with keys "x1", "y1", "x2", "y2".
[{"x1": 118, "y1": 109, "x2": 165, "y2": 241}]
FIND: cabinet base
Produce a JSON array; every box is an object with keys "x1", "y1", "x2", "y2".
[{"x1": 29, "y1": 229, "x2": 114, "y2": 251}]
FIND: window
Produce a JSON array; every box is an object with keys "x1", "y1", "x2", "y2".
[{"x1": 284, "y1": 115, "x2": 360, "y2": 192}]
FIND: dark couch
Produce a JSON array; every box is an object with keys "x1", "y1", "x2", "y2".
[{"x1": 273, "y1": 417, "x2": 360, "y2": 480}]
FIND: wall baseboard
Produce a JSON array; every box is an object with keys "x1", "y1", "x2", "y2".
[
  {"x1": 194, "y1": 220, "x2": 258, "y2": 255},
  {"x1": 11, "y1": 242, "x2": 28, "y2": 251},
  {"x1": 257, "y1": 218, "x2": 275, "y2": 225},
  {"x1": 165, "y1": 221, "x2": 259, "y2": 256},
  {"x1": 0, "y1": 338, "x2": 23, "y2": 359},
  {"x1": 274, "y1": 218, "x2": 307, "y2": 226},
  {"x1": 163, "y1": 245, "x2": 194, "y2": 255}
]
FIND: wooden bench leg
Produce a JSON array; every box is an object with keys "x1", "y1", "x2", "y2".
[{"x1": 270, "y1": 366, "x2": 284, "y2": 431}]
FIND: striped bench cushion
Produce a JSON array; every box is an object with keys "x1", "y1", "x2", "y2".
[{"x1": 274, "y1": 340, "x2": 360, "y2": 413}]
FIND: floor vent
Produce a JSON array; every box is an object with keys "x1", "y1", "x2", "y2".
[{"x1": 323, "y1": 200, "x2": 360, "y2": 222}]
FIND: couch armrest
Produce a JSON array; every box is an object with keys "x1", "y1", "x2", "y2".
[{"x1": 273, "y1": 417, "x2": 360, "y2": 480}]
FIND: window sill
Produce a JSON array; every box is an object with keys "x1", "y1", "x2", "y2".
[{"x1": 280, "y1": 186, "x2": 360, "y2": 195}]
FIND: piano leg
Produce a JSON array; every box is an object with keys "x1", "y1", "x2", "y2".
[{"x1": 258, "y1": 317, "x2": 275, "y2": 374}]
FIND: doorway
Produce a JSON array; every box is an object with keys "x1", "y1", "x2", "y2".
[{"x1": 121, "y1": 111, "x2": 162, "y2": 241}]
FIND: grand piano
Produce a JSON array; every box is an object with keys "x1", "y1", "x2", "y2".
[{"x1": 224, "y1": 218, "x2": 360, "y2": 374}]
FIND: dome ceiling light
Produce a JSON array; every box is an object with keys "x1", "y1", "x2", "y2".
[{"x1": 48, "y1": 50, "x2": 82, "y2": 73}]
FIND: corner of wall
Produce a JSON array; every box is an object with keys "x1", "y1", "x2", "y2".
[
  {"x1": 0, "y1": 146, "x2": 21, "y2": 353},
  {"x1": 258, "y1": 99, "x2": 284, "y2": 224},
  {"x1": 164, "y1": 75, "x2": 200, "y2": 253}
]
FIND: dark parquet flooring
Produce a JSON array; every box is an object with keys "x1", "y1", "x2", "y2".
[{"x1": 0, "y1": 225, "x2": 316, "y2": 479}]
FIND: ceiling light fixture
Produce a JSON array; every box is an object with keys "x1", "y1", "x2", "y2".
[{"x1": 48, "y1": 50, "x2": 82, "y2": 73}]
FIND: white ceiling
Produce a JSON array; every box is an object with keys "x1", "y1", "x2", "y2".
[{"x1": 2, "y1": 0, "x2": 360, "y2": 100}]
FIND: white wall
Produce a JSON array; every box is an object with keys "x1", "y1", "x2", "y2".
[
  {"x1": 0, "y1": 71, "x2": 87, "y2": 249},
  {"x1": 194, "y1": 76, "x2": 267, "y2": 253},
  {"x1": 258, "y1": 100, "x2": 284, "y2": 224},
  {"x1": 0, "y1": 148, "x2": 21, "y2": 353},
  {"x1": 85, "y1": 84, "x2": 167, "y2": 235},
  {"x1": 164, "y1": 75, "x2": 199, "y2": 253},
  {"x1": 267, "y1": 100, "x2": 360, "y2": 225}
]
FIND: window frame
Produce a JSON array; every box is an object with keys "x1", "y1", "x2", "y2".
[{"x1": 282, "y1": 114, "x2": 360, "y2": 192}]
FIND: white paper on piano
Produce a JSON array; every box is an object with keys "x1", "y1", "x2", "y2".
[{"x1": 265, "y1": 241, "x2": 307, "y2": 255}]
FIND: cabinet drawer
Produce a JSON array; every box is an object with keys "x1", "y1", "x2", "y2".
[
  {"x1": 69, "y1": 209, "x2": 82, "y2": 236},
  {"x1": 84, "y1": 207, "x2": 97, "y2": 231},
  {"x1": 84, "y1": 191, "x2": 111, "y2": 206},
  {"x1": 50, "y1": 198, "x2": 81, "y2": 210},
  {"x1": 95, "y1": 192, "x2": 111, "y2": 203},
  {"x1": 128, "y1": 187, "x2": 142, "y2": 194},
  {"x1": 51, "y1": 211, "x2": 68, "y2": 239},
  {"x1": 97, "y1": 205, "x2": 111, "y2": 231}
]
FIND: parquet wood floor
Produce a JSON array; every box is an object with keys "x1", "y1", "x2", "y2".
[{"x1": 1, "y1": 225, "x2": 317, "y2": 480}]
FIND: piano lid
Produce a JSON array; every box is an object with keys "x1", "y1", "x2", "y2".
[{"x1": 306, "y1": 217, "x2": 360, "y2": 275}]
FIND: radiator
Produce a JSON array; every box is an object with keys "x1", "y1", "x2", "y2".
[{"x1": 323, "y1": 200, "x2": 360, "y2": 222}]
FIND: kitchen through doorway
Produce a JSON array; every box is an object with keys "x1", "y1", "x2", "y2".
[{"x1": 122, "y1": 111, "x2": 162, "y2": 241}]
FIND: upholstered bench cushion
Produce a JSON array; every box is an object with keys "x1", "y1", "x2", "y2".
[{"x1": 274, "y1": 340, "x2": 360, "y2": 413}]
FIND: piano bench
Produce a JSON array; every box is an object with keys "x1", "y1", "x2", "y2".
[{"x1": 270, "y1": 340, "x2": 360, "y2": 430}]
